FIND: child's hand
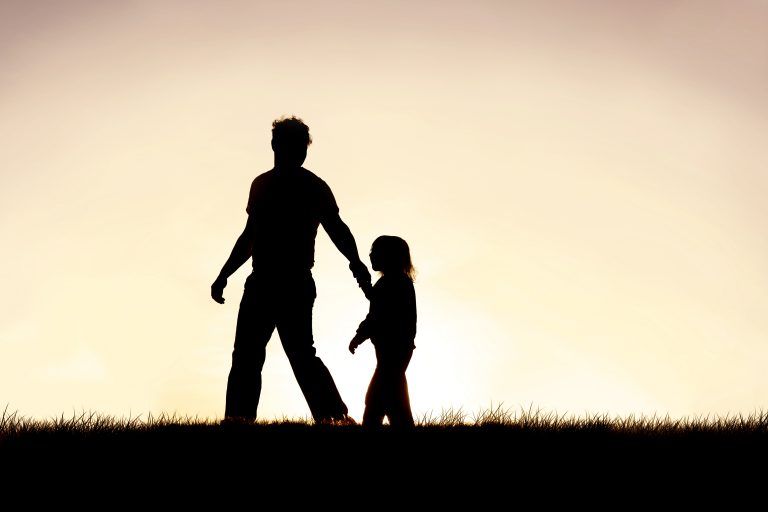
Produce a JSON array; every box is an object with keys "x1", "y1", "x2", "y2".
[{"x1": 349, "y1": 337, "x2": 363, "y2": 354}]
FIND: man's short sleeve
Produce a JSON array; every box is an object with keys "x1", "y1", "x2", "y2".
[
  {"x1": 317, "y1": 178, "x2": 339, "y2": 219},
  {"x1": 245, "y1": 177, "x2": 263, "y2": 215}
]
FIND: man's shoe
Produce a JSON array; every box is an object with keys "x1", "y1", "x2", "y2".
[
  {"x1": 316, "y1": 414, "x2": 357, "y2": 426},
  {"x1": 220, "y1": 416, "x2": 255, "y2": 426},
  {"x1": 334, "y1": 414, "x2": 357, "y2": 426}
]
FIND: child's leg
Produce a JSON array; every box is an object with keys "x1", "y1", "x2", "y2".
[
  {"x1": 387, "y1": 372, "x2": 415, "y2": 428},
  {"x1": 380, "y1": 348, "x2": 415, "y2": 428},
  {"x1": 363, "y1": 369, "x2": 386, "y2": 426}
]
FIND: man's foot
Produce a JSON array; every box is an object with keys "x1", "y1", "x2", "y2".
[
  {"x1": 220, "y1": 416, "x2": 255, "y2": 426},
  {"x1": 335, "y1": 414, "x2": 357, "y2": 426},
  {"x1": 316, "y1": 414, "x2": 357, "y2": 426}
]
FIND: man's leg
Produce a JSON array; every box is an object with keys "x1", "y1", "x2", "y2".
[
  {"x1": 224, "y1": 276, "x2": 276, "y2": 421},
  {"x1": 276, "y1": 274, "x2": 348, "y2": 422}
]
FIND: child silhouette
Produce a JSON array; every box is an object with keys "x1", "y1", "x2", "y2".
[{"x1": 349, "y1": 235, "x2": 417, "y2": 427}]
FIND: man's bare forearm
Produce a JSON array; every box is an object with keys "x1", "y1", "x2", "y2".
[
  {"x1": 216, "y1": 220, "x2": 254, "y2": 281},
  {"x1": 217, "y1": 236, "x2": 252, "y2": 280},
  {"x1": 324, "y1": 215, "x2": 372, "y2": 297},
  {"x1": 324, "y1": 216, "x2": 364, "y2": 265}
]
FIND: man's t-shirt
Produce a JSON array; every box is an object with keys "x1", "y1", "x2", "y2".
[{"x1": 246, "y1": 167, "x2": 338, "y2": 271}]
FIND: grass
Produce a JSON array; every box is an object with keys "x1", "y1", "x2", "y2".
[
  {"x1": 2, "y1": 403, "x2": 766, "y2": 503},
  {"x1": 3, "y1": 402, "x2": 768, "y2": 439}
]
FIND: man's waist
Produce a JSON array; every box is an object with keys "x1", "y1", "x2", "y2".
[{"x1": 251, "y1": 254, "x2": 315, "y2": 269}]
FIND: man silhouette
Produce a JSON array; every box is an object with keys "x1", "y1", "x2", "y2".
[{"x1": 211, "y1": 115, "x2": 371, "y2": 424}]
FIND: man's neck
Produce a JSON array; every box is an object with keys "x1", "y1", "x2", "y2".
[{"x1": 274, "y1": 162, "x2": 303, "y2": 172}]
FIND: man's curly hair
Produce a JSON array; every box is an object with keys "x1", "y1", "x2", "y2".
[{"x1": 272, "y1": 115, "x2": 312, "y2": 149}]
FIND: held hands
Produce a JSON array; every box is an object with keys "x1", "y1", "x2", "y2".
[
  {"x1": 349, "y1": 260, "x2": 373, "y2": 299},
  {"x1": 211, "y1": 276, "x2": 227, "y2": 304}
]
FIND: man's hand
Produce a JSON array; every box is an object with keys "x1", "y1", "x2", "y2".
[
  {"x1": 211, "y1": 276, "x2": 227, "y2": 304},
  {"x1": 349, "y1": 260, "x2": 372, "y2": 299}
]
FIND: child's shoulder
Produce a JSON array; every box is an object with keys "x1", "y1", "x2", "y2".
[{"x1": 374, "y1": 273, "x2": 414, "y2": 290}]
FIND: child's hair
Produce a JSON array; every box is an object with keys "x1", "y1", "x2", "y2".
[{"x1": 372, "y1": 235, "x2": 416, "y2": 282}]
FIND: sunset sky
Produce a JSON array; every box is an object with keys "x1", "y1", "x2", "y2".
[{"x1": 2, "y1": 0, "x2": 766, "y2": 423}]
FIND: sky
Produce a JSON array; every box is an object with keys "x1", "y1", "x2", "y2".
[{"x1": 1, "y1": 0, "x2": 766, "y2": 424}]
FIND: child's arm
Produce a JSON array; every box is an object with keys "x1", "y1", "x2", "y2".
[
  {"x1": 349, "y1": 282, "x2": 377, "y2": 354},
  {"x1": 348, "y1": 332, "x2": 367, "y2": 354}
]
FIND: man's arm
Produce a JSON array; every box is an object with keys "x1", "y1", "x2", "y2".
[
  {"x1": 211, "y1": 216, "x2": 255, "y2": 304},
  {"x1": 322, "y1": 214, "x2": 373, "y2": 298}
]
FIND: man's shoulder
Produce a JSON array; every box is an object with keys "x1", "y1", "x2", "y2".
[
  {"x1": 299, "y1": 167, "x2": 330, "y2": 186},
  {"x1": 300, "y1": 168, "x2": 337, "y2": 206},
  {"x1": 255, "y1": 167, "x2": 328, "y2": 188},
  {"x1": 252, "y1": 169, "x2": 276, "y2": 184}
]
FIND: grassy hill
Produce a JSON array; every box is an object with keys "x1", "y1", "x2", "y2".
[{"x1": 2, "y1": 406, "x2": 766, "y2": 505}]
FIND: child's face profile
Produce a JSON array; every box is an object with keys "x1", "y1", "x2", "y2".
[{"x1": 369, "y1": 245, "x2": 382, "y2": 272}]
